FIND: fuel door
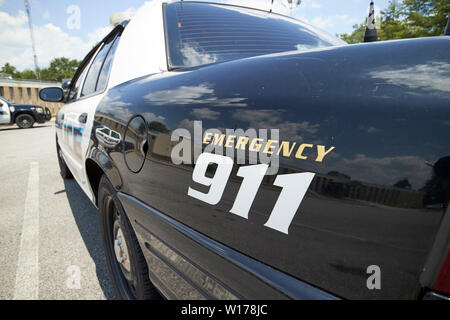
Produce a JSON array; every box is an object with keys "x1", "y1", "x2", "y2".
[{"x1": 123, "y1": 115, "x2": 148, "y2": 173}]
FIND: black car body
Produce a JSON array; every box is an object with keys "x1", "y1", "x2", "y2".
[{"x1": 45, "y1": 2, "x2": 450, "y2": 300}]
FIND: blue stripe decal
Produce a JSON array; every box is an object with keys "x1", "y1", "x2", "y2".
[{"x1": 56, "y1": 120, "x2": 84, "y2": 133}]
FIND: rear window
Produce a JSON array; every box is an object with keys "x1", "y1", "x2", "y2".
[{"x1": 164, "y1": 2, "x2": 345, "y2": 69}]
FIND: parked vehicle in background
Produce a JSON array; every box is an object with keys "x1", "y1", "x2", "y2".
[{"x1": 0, "y1": 96, "x2": 51, "y2": 129}]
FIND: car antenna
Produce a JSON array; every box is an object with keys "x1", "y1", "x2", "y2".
[
  {"x1": 364, "y1": 1, "x2": 379, "y2": 42},
  {"x1": 270, "y1": 0, "x2": 274, "y2": 13}
]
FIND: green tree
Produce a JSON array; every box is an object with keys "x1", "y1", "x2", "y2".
[
  {"x1": 1, "y1": 62, "x2": 38, "y2": 80},
  {"x1": 39, "y1": 57, "x2": 80, "y2": 82},
  {"x1": 339, "y1": 23, "x2": 366, "y2": 44},
  {"x1": 1, "y1": 58, "x2": 80, "y2": 82},
  {"x1": 340, "y1": 0, "x2": 450, "y2": 43},
  {"x1": 378, "y1": 0, "x2": 407, "y2": 40},
  {"x1": 1, "y1": 62, "x2": 18, "y2": 77},
  {"x1": 16, "y1": 69, "x2": 38, "y2": 80}
]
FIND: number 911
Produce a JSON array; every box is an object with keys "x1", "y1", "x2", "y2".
[{"x1": 188, "y1": 153, "x2": 315, "y2": 234}]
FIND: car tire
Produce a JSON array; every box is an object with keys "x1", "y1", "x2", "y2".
[
  {"x1": 56, "y1": 143, "x2": 73, "y2": 179},
  {"x1": 98, "y1": 174, "x2": 161, "y2": 300},
  {"x1": 45, "y1": 107, "x2": 52, "y2": 121},
  {"x1": 16, "y1": 114, "x2": 35, "y2": 129}
]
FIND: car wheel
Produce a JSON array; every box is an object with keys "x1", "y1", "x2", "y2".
[
  {"x1": 56, "y1": 143, "x2": 73, "y2": 179},
  {"x1": 98, "y1": 174, "x2": 161, "y2": 300},
  {"x1": 16, "y1": 114, "x2": 35, "y2": 129},
  {"x1": 45, "y1": 107, "x2": 52, "y2": 121}
]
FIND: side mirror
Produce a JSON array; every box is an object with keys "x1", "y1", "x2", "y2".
[{"x1": 39, "y1": 87, "x2": 64, "y2": 102}]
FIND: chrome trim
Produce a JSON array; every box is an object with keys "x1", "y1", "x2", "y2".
[
  {"x1": 425, "y1": 290, "x2": 450, "y2": 300},
  {"x1": 140, "y1": 225, "x2": 240, "y2": 300}
]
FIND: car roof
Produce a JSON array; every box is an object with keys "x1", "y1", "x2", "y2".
[{"x1": 108, "y1": 0, "x2": 167, "y2": 88}]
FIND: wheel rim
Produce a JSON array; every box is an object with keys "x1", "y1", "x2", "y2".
[
  {"x1": 113, "y1": 220, "x2": 131, "y2": 275},
  {"x1": 20, "y1": 117, "x2": 31, "y2": 127},
  {"x1": 104, "y1": 194, "x2": 136, "y2": 296}
]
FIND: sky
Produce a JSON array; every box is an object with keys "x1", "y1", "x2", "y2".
[{"x1": 0, "y1": 0, "x2": 392, "y2": 71}]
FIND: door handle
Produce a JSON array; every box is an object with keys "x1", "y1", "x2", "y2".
[{"x1": 79, "y1": 113, "x2": 88, "y2": 124}]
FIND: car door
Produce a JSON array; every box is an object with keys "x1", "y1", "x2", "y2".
[
  {"x1": 0, "y1": 98, "x2": 11, "y2": 124},
  {"x1": 58, "y1": 28, "x2": 122, "y2": 198}
]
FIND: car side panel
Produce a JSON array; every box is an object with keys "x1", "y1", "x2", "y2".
[
  {"x1": 56, "y1": 92, "x2": 106, "y2": 202},
  {"x1": 57, "y1": 25, "x2": 127, "y2": 203},
  {"x1": 92, "y1": 37, "x2": 450, "y2": 299}
]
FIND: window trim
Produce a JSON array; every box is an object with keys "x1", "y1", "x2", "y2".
[
  {"x1": 80, "y1": 33, "x2": 117, "y2": 99},
  {"x1": 162, "y1": 3, "x2": 172, "y2": 72},
  {"x1": 94, "y1": 31, "x2": 122, "y2": 94},
  {"x1": 65, "y1": 42, "x2": 102, "y2": 104},
  {"x1": 66, "y1": 24, "x2": 125, "y2": 104}
]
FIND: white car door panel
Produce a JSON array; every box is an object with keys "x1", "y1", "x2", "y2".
[
  {"x1": 59, "y1": 94, "x2": 105, "y2": 198},
  {"x1": 0, "y1": 99, "x2": 11, "y2": 124},
  {"x1": 57, "y1": 29, "x2": 122, "y2": 201}
]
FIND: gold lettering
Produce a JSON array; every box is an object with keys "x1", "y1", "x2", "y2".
[
  {"x1": 212, "y1": 134, "x2": 225, "y2": 146},
  {"x1": 203, "y1": 132, "x2": 213, "y2": 144},
  {"x1": 249, "y1": 138, "x2": 264, "y2": 152},
  {"x1": 277, "y1": 141, "x2": 296, "y2": 157},
  {"x1": 235, "y1": 136, "x2": 249, "y2": 150},
  {"x1": 316, "y1": 145, "x2": 335, "y2": 162},
  {"x1": 225, "y1": 135, "x2": 237, "y2": 148},
  {"x1": 263, "y1": 140, "x2": 278, "y2": 155},
  {"x1": 295, "y1": 144, "x2": 313, "y2": 160}
]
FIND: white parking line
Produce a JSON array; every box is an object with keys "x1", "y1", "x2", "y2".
[{"x1": 13, "y1": 162, "x2": 39, "y2": 300}]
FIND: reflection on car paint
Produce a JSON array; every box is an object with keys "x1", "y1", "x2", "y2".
[{"x1": 91, "y1": 34, "x2": 450, "y2": 299}]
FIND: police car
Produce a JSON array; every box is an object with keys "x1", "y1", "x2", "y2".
[
  {"x1": 39, "y1": 1, "x2": 450, "y2": 300},
  {"x1": 0, "y1": 96, "x2": 51, "y2": 129}
]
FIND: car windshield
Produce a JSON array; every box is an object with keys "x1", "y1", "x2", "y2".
[{"x1": 164, "y1": 2, "x2": 346, "y2": 69}]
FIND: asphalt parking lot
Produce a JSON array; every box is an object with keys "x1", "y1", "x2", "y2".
[{"x1": 0, "y1": 122, "x2": 114, "y2": 300}]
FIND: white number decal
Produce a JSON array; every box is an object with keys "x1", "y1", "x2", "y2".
[
  {"x1": 230, "y1": 164, "x2": 268, "y2": 219},
  {"x1": 188, "y1": 153, "x2": 233, "y2": 205},
  {"x1": 188, "y1": 153, "x2": 315, "y2": 234},
  {"x1": 264, "y1": 172, "x2": 315, "y2": 234}
]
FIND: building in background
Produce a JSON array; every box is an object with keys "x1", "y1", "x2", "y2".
[{"x1": 0, "y1": 77, "x2": 64, "y2": 116}]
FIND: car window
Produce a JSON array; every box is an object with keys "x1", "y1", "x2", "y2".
[
  {"x1": 96, "y1": 33, "x2": 121, "y2": 93},
  {"x1": 67, "y1": 42, "x2": 101, "y2": 103},
  {"x1": 164, "y1": 2, "x2": 345, "y2": 69},
  {"x1": 81, "y1": 35, "x2": 116, "y2": 97},
  {"x1": 67, "y1": 63, "x2": 90, "y2": 102}
]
